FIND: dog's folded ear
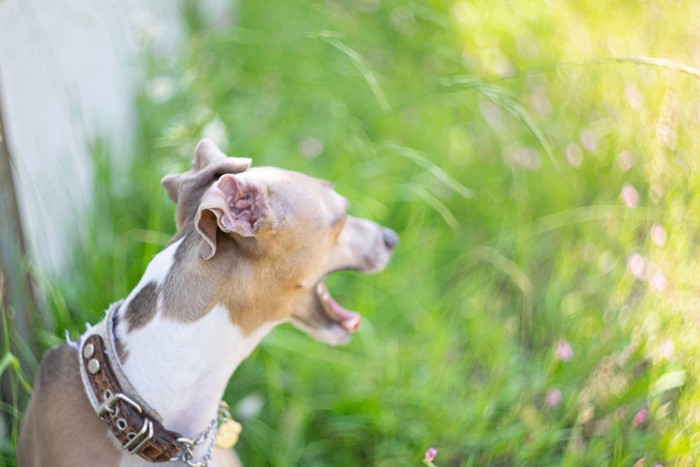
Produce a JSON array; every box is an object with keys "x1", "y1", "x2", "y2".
[
  {"x1": 161, "y1": 139, "x2": 252, "y2": 229},
  {"x1": 195, "y1": 174, "x2": 272, "y2": 260},
  {"x1": 191, "y1": 138, "x2": 237, "y2": 172}
]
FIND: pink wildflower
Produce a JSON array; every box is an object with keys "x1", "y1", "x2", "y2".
[
  {"x1": 423, "y1": 447, "x2": 438, "y2": 466},
  {"x1": 649, "y1": 271, "x2": 667, "y2": 292},
  {"x1": 555, "y1": 340, "x2": 573, "y2": 362},
  {"x1": 650, "y1": 224, "x2": 667, "y2": 247},
  {"x1": 565, "y1": 144, "x2": 583, "y2": 168},
  {"x1": 579, "y1": 129, "x2": 598, "y2": 152},
  {"x1": 621, "y1": 184, "x2": 639, "y2": 208},
  {"x1": 627, "y1": 253, "x2": 646, "y2": 279},
  {"x1": 618, "y1": 150, "x2": 635, "y2": 171},
  {"x1": 546, "y1": 388, "x2": 563, "y2": 408},
  {"x1": 660, "y1": 339, "x2": 674, "y2": 360},
  {"x1": 633, "y1": 407, "x2": 648, "y2": 427}
]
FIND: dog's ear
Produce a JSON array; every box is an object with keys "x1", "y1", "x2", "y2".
[
  {"x1": 195, "y1": 174, "x2": 272, "y2": 259},
  {"x1": 161, "y1": 139, "x2": 252, "y2": 229},
  {"x1": 162, "y1": 139, "x2": 252, "y2": 203},
  {"x1": 192, "y1": 138, "x2": 230, "y2": 171}
]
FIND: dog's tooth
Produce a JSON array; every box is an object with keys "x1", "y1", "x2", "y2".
[{"x1": 345, "y1": 316, "x2": 361, "y2": 333}]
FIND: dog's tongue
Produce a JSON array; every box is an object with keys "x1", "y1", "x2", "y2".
[{"x1": 316, "y1": 282, "x2": 361, "y2": 333}]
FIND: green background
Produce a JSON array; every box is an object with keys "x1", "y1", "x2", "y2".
[{"x1": 5, "y1": 0, "x2": 700, "y2": 465}]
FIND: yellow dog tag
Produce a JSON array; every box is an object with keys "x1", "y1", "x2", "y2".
[{"x1": 216, "y1": 419, "x2": 242, "y2": 449}]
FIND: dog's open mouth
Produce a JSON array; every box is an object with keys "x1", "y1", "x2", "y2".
[
  {"x1": 316, "y1": 281, "x2": 361, "y2": 334},
  {"x1": 289, "y1": 276, "x2": 365, "y2": 345}
]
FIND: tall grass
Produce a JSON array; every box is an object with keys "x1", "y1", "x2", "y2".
[
  {"x1": 5, "y1": 0, "x2": 700, "y2": 465},
  {"x1": 0, "y1": 284, "x2": 34, "y2": 465}
]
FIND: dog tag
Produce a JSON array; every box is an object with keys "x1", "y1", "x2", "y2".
[{"x1": 216, "y1": 419, "x2": 242, "y2": 449}]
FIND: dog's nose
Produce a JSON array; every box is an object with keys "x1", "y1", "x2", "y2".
[{"x1": 382, "y1": 228, "x2": 399, "y2": 250}]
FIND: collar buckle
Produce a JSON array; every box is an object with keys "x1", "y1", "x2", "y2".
[
  {"x1": 123, "y1": 418, "x2": 154, "y2": 455},
  {"x1": 97, "y1": 391, "x2": 143, "y2": 420}
]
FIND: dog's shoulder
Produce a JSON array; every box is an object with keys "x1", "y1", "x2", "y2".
[
  {"x1": 18, "y1": 343, "x2": 122, "y2": 467},
  {"x1": 35, "y1": 342, "x2": 80, "y2": 387}
]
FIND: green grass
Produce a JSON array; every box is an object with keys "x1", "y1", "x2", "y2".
[{"x1": 5, "y1": 0, "x2": 700, "y2": 465}]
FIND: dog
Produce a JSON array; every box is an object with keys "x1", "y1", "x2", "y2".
[{"x1": 17, "y1": 139, "x2": 397, "y2": 466}]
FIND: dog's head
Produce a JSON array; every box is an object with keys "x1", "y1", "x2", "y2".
[{"x1": 162, "y1": 140, "x2": 397, "y2": 345}]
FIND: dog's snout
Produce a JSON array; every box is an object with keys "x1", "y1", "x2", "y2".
[{"x1": 382, "y1": 228, "x2": 399, "y2": 250}]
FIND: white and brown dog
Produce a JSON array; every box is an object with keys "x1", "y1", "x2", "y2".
[{"x1": 17, "y1": 140, "x2": 397, "y2": 467}]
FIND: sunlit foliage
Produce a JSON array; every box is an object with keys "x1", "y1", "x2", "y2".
[{"x1": 5, "y1": 0, "x2": 700, "y2": 465}]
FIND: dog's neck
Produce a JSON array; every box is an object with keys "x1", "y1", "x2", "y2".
[{"x1": 112, "y1": 238, "x2": 276, "y2": 440}]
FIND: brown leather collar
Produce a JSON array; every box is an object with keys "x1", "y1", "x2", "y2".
[{"x1": 81, "y1": 333, "x2": 183, "y2": 462}]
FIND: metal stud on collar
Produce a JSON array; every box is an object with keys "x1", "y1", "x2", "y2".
[
  {"x1": 87, "y1": 358, "x2": 101, "y2": 374},
  {"x1": 83, "y1": 343, "x2": 95, "y2": 358}
]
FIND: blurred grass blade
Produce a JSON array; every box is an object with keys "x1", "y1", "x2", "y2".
[
  {"x1": 519, "y1": 56, "x2": 700, "y2": 85},
  {"x1": 470, "y1": 246, "x2": 533, "y2": 296},
  {"x1": 314, "y1": 32, "x2": 391, "y2": 112},
  {"x1": 608, "y1": 57, "x2": 700, "y2": 81},
  {"x1": 408, "y1": 184, "x2": 461, "y2": 230},
  {"x1": 532, "y1": 205, "x2": 662, "y2": 235},
  {"x1": 0, "y1": 353, "x2": 33, "y2": 395},
  {"x1": 439, "y1": 75, "x2": 557, "y2": 169},
  {"x1": 651, "y1": 370, "x2": 687, "y2": 397},
  {"x1": 470, "y1": 246, "x2": 533, "y2": 344},
  {"x1": 385, "y1": 143, "x2": 474, "y2": 199}
]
